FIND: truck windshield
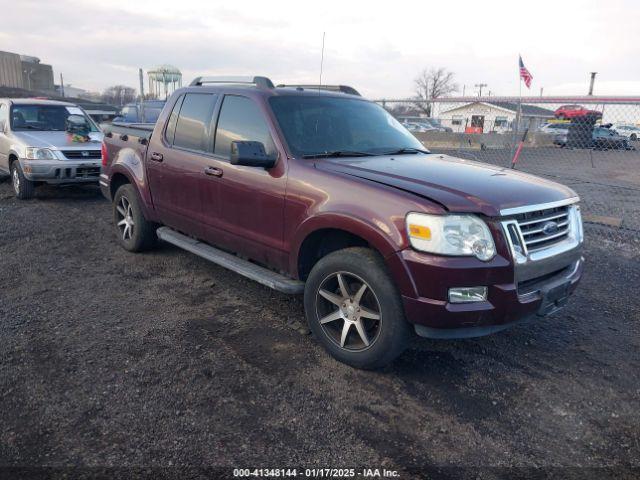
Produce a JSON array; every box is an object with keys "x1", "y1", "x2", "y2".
[
  {"x1": 269, "y1": 96, "x2": 426, "y2": 157},
  {"x1": 10, "y1": 105, "x2": 99, "y2": 132}
]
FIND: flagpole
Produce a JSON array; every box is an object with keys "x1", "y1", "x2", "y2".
[
  {"x1": 518, "y1": 66, "x2": 523, "y2": 134},
  {"x1": 510, "y1": 59, "x2": 520, "y2": 161},
  {"x1": 511, "y1": 58, "x2": 524, "y2": 169}
]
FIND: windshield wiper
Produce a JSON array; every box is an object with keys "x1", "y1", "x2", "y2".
[
  {"x1": 302, "y1": 150, "x2": 378, "y2": 159},
  {"x1": 383, "y1": 147, "x2": 431, "y2": 155}
]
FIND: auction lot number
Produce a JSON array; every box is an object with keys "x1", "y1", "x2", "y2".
[{"x1": 234, "y1": 468, "x2": 399, "y2": 478}]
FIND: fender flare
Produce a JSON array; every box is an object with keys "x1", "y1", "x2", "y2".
[
  {"x1": 289, "y1": 213, "x2": 417, "y2": 297},
  {"x1": 289, "y1": 212, "x2": 402, "y2": 273},
  {"x1": 8, "y1": 149, "x2": 20, "y2": 163},
  {"x1": 109, "y1": 160, "x2": 156, "y2": 221}
]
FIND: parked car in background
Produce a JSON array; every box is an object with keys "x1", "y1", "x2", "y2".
[
  {"x1": 554, "y1": 105, "x2": 602, "y2": 120},
  {"x1": 613, "y1": 124, "x2": 640, "y2": 141},
  {"x1": 555, "y1": 126, "x2": 632, "y2": 150},
  {"x1": 399, "y1": 116, "x2": 452, "y2": 132},
  {"x1": 405, "y1": 122, "x2": 433, "y2": 133},
  {"x1": 420, "y1": 117, "x2": 453, "y2": 132},
  {"x1": 592, "y1": 126, "x2": 632, "y2": 150},
  {"x1": 554, "y1": 132, "x2": 568, "y2": 147},
  {"x1": 0, "y1": 98, "x2": 103, "y2": 199},
  {"x1": 540, "y1": 122, "x2": 570, "y2": 136},
  {"x1": 100, "y1": 76, "x2": 584, "y2": 369},
  {"x1": 112, "y1": 100, "x2": 165, "y2": 124}
]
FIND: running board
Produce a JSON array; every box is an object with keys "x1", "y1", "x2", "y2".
[{"x1": 156, "y1": 227, "x2": 304, "y2": 294}]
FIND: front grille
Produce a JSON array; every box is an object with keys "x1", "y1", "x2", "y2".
[
  {"x1": 75, "y1": 167, "x2": 100, "y2": 178},
  {"x1": 53, "y1": 167, "x2": 100, "y2": 179},
  {"x1": 514, "y1": 206, "x2": 571, "y2": 252},
  {"x1": 61, "y1": 149, "x2": 101, "y2": 159}
]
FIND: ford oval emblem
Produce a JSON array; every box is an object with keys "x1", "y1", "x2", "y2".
[{"x1": 542, "y1": 221, "x2": 559, "y2": 235}]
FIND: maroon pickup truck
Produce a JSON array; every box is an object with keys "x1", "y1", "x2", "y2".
[{"x1": 100, "y1": 76, "x2": 584, "y2": 369}]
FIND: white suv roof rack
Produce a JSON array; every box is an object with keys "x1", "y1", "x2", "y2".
[{"x1": 189, "y1": 76, "x2": 274, "y2": 89}]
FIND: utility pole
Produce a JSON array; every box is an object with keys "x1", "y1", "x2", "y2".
[
  {"x1": 59, "y1": 73, "x2": 65, "y2": 97},
  {"x1": 462, "y1": 84, "x2": 466, "y2": 96},
  {"x1": 588, "y1": 72, "x2": 597, "y2": 96},
  {"x1": 139, "y1": 68, "x2": 145, "y2": 122},
  {"x1": 23, "y1": 67, "x2": 32, "y2": 90},
  {"x1": 475, "y1": 83, "x2": 487, "y2": 97}
]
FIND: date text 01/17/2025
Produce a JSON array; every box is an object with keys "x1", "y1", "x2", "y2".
[{"x1": 232, "y1": 468, "x2": 400, "y2": 478}]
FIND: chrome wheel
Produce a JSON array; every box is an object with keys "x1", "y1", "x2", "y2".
[
  {"x1": 315, "y1": 271, "x2": 382, "y2": 351},
  {"x1": 12, "y1": 167, "x2": 20, "y2": 195},
  {"x1": 116, "y1": 196, "x2": 135, "y2": 241}
]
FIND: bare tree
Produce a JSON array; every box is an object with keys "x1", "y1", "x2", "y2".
[
  {"x1": 382, "y1": 101, "x2": 414, "y2": 117},
  {"x1": 101, "y1": 85, "x2": 137, "y2": 106},
  {"x1": 413, "y1": 68, "x2": 458, "y2": 116}
]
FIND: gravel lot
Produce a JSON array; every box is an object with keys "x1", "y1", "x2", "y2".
[{"x1": 0, "y1": 179, "x2": 639, "y2": 479}]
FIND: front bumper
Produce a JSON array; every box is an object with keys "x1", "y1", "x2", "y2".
[
  {"x1": 396, "y1": 246, "x2": 583, "y2": 339},
  {"x1": 20, "y1": 158, "x2": 101, "y2": 184}
]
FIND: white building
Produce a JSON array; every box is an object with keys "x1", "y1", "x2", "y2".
[{"x1": 439, "y1": 101, "x2": 555, "y2": 133}]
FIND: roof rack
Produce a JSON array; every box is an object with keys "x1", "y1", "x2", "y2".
[
  {"x1": 276, "y1": 84, "x2": 361, "y2": 96},
  {"x1": 189, "y1": 76, "x2": 275, "y2": 89}
]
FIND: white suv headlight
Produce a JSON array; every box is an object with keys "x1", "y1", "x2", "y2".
[
  {"x1": 406, "y1": 212, "x2": 496, "y2": 261},
  {"x1": 25, "y1": 147, "x2": 56, "y2": 160}
]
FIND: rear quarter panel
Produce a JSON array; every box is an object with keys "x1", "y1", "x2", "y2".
[{"x1": 104, "y1": 131, "x2": 158, "y2": 221}]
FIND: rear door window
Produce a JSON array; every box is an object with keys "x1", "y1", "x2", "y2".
[
  {"x1": 214, "y1": 95, "x2": 276, "y2": 159},
  {"x1": 173, "y1": 93, "x2": 218, "y2": 152},
  {"x1": 164, "y1": 95, "x2": 184, "y2": 144}
]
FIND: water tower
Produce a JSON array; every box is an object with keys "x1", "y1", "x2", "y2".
[{"x1": 147, "y1": 65, "x2": 182, "y2": 100}]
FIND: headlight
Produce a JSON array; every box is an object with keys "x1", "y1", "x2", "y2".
[
  {"x1": 406, "y1": 212, "x2": 496, "y2": 261},
  {"x1": 25, "y1": 147, "x2": 56, "y2": 160}
]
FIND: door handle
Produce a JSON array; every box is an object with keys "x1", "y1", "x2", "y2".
[
  {"x1": 150, "y1": 152, "x2": 163, "y2": 162},
  {"x1": 204, "y1": 166, "x2": 223, "y2": 177}
]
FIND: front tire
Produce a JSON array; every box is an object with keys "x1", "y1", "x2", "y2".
[
  {"x1": 10, "y1": 161, "x2": 35, "y2": 200},
  {"x1": 113, "y1": 184, "x2": 157, "y2": 252},
  {"x1": 304, "y1": 247, "x2": 411, "y2": 369}
]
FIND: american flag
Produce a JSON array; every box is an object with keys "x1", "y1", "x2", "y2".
[{"x1": 519, "y1": 55, "x2": 533, "y2": 88}]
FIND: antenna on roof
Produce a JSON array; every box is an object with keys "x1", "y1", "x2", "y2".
[{"x1": 318, "y1": 32, "x2": 325, "y2": 95}]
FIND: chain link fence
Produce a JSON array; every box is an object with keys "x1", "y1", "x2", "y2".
[{"x1": 376, "y1": 96, "x2": 640, "y2": 248}]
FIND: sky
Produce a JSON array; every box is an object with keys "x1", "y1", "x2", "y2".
[{"x1": 1, "y1": 0, "x2": 639, "y2": 99}]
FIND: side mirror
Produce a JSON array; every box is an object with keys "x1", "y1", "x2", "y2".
[
  {"x1": 0, "y1": 120, "x2": 6, "y2": 133},
  {"x1": 230, "y1": 141, "x2": 276, "y2": 168}
]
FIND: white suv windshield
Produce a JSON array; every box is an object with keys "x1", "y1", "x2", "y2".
[{"x1": 11, "y1": 105, "x2": 98, "y2": 132}]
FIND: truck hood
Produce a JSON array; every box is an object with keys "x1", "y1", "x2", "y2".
[
  {"x1": 12, "y1": 131, "x2": 103, "y2": 149},
  {"x1": 316, "y1": 154, "x2": 577, "y2": 217}
]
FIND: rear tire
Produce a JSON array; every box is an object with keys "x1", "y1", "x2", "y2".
[
  {"x1": 113, "y1": 184, "x2": 157, "y2": 252},
  {"x1": 10, "y1": 161, "x2": 35, "y2": 200},
  {"x1": 304, "y1": 247, "x2": 411, "y2": 369}
]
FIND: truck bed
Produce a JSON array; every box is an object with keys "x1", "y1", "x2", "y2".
[
  {"x1": 102, "y1": 122, "x2": 155, "y2": 142},
  {"x1": 101, "y1": 122, "x2": 155, "y2": 171}
]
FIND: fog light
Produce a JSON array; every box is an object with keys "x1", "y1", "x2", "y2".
[{"x1": 449, "y1": 287, "x2": 488, "y2": 303}]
